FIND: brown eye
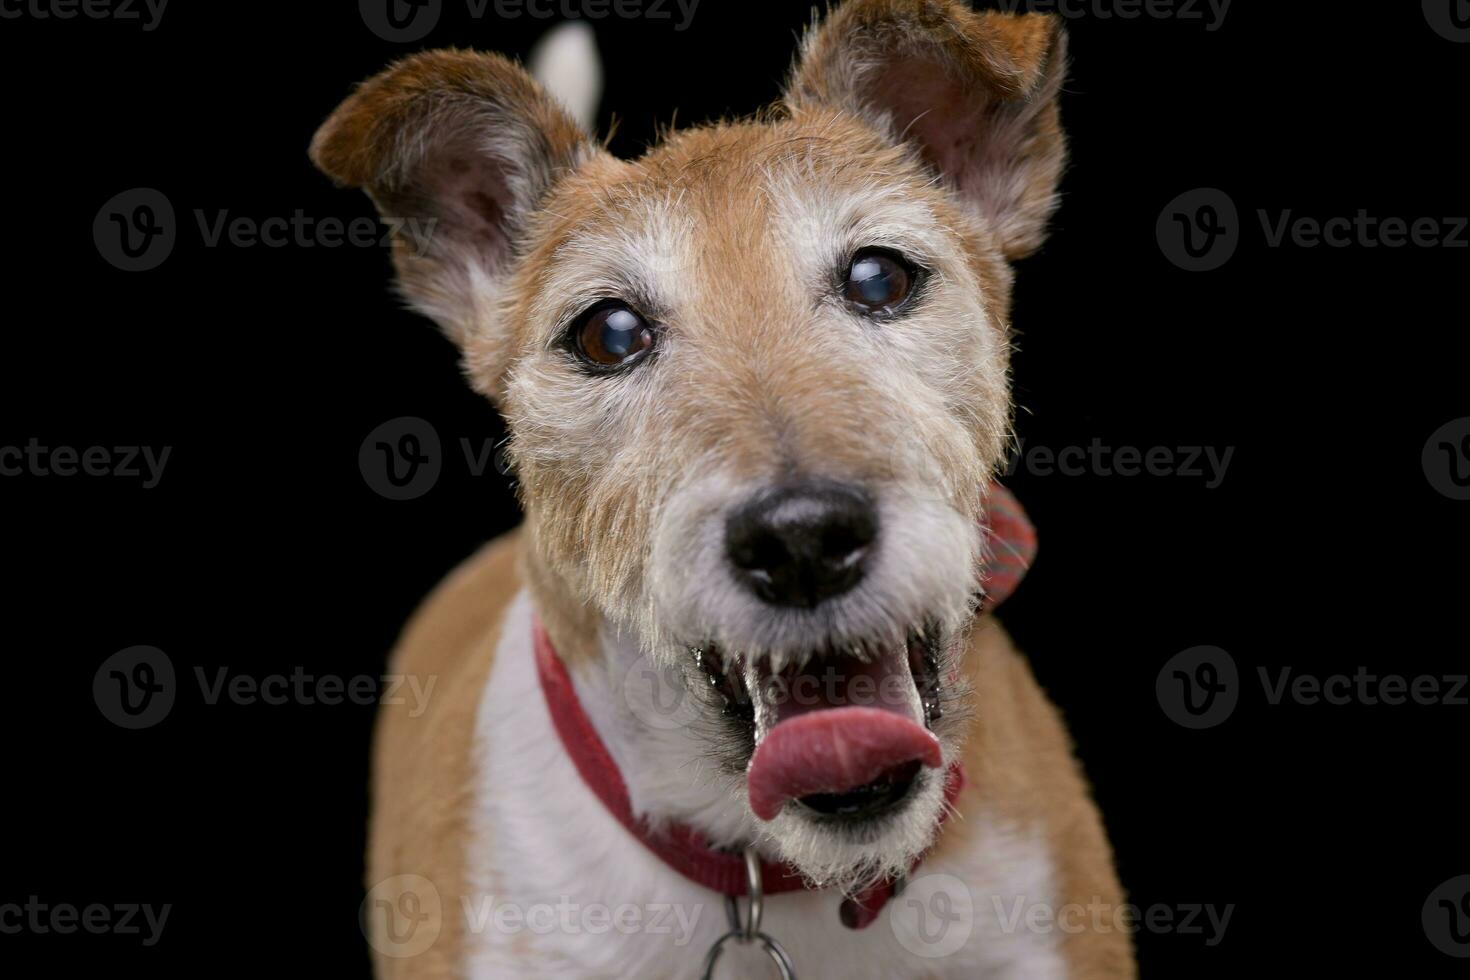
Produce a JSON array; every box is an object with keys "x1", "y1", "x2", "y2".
[
  {"x1": 573, "y1": 303, "x2": 654, "y2": 369},
  {"x1": 843, "y1": 248, "x2": 916, "y2": 315}
]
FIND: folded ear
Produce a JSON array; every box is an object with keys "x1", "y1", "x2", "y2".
[
  {"x1": 310, "y1": 50, "x2": 597, "y2": 347},
  {"x1": 784, "y1": 0, "x2": 1068, "y2": 260}
]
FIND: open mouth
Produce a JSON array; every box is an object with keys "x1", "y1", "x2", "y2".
[
  {"x1": 692, "y1": 626, "x2": 947, "y2": 823},
  {"x1": 796, "y1": 759, "x2": 924, "y2": 820}
]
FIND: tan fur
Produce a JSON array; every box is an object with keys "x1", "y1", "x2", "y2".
[
  {"x1": 317, "y1": 1, "x2": 1134, "y2": 975},
  {"x1": 948, "y1": 617, "x2": 1136, "y2": 978},
  {"x1": 366, "y1": 533, "x2": 524, "y2": 979}
]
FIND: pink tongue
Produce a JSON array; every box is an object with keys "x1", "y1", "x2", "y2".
[{"x1": 746, "y1": 706, "x2": 942, "y2": 821}]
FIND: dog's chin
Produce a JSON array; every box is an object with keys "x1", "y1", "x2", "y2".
[
  {"x1": 689, "y1": 623, "x2": 961, "y2": 892},
  {"x1": 758, "y1": 763, "x2": 950, "y2": 892}
]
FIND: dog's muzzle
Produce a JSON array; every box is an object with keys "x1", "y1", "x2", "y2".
[{"x1": 694, "y1": 479, "x2": 946, "y2": 823}]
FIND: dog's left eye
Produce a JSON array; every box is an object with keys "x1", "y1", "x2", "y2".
[
  {"x1": 843, "y1": 248, "x2": 917, "y2": 315},
  {"x1": 571, "y1": 302, "x2": 655, "y2": 369}
]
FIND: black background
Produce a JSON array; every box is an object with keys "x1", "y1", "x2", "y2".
[{"x1": 3, "y1": 1, "x2": 1467, "y2": 975}]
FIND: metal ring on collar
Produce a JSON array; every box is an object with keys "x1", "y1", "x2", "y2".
[
  {"x1": 699, "y1": 928, "x2": 797, "y2": 980},
  {"x1": 723, "y1": 848, "x2": 763, "y2": 940},
  {"x1": 699, "y1": 847, "x2": 797, "y2": 979}
]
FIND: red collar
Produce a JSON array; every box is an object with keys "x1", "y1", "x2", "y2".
[{"x1": 532, "y1": 482, "x2": 1033, "y2": 930}]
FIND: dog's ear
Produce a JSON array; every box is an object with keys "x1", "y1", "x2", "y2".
[
  {"x1": 310, "y1": 50, "x2": 597, "y2": 348},
  {"x1": 784, "y1": 0, "x2": 1068, "y2": 260}
]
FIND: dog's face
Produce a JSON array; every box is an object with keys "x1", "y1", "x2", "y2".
[{"x1": 314, "y1": 0, "x2": 1066, "y2": 889}]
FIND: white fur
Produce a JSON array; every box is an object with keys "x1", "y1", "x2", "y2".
[
  {"x1": 466, "y1": 588, "x2": 1068, "y2": 978},
  {"x1": 529, "y1": 21, "x2": 603, "y2": 133}
]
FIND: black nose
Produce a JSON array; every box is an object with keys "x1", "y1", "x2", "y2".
[{"x1": 725, "y1": 483, "x2": 878, "y2": 608}]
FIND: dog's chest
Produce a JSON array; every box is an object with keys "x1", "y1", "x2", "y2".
[{"x1": 463, "y1": 591, "x2": 1067, "y2": 979}]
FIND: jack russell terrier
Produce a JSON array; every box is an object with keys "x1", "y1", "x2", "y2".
[{"x1": 312, "y1": 1, "x2": 1134, "y2": 976}]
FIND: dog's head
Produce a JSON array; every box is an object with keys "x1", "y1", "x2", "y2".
[{"x1": 314, "y1": 0, "x2": 1066, "y2": 890}]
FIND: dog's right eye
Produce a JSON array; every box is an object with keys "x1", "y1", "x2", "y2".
[
  {"x1": 842, "y1": 248, "x2": 919, "y2": 317},
  {"x1": 571, "y1": 302, "x2": 655, "y2": 370}
]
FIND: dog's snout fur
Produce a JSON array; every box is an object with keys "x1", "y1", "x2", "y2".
[{"x1": 725, "y1": 481, "x2": 878, "y2": 609}]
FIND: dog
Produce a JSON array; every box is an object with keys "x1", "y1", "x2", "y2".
[{"x1": 312, "y1": 2, "x2": 1134, "y2": 976}]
